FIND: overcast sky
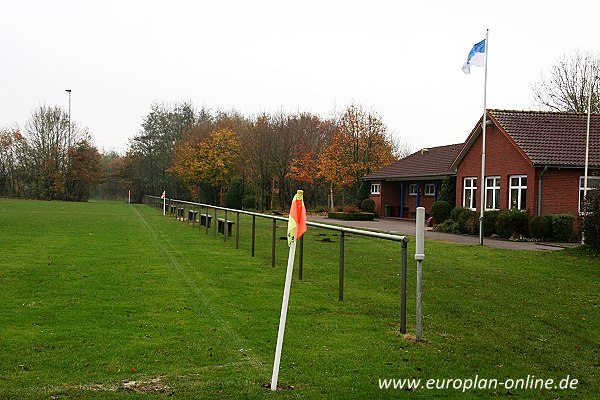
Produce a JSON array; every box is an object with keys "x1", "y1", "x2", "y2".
[{"x1": 2, "y1": 0, "x2": 599, "y2": 154}]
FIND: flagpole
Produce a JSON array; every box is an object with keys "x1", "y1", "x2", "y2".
[
  {"x1": 271, "y1": 238, "x2": 297, "y2": 391},
  {"x1": 582, "y1": 66, "x2": 594, "y2": 244},
  {"x1": 479, "y1": 29, "x2": 489, "y2": 246}
]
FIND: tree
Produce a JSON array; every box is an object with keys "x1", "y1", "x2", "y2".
[
  {"x1": 0, "y1": 127, "x2": 26, "y2": 196},
  {"x1": 169, "y1": 127, "x2": 241, "y2": 204},
  {"x1": 65, "y1": 139, "x2": 103, "y2": 201},
  {"x1": 22, "y1": 105, "x2": 84, "y2": 200},
  {"x1": 317, "y1": 104, "x2": 397, "y2": 210},
  {"x1": 128, "y1": 101, "x2": 196, "y2": 198},
  {"x1": 532, "y1": 52, "x2": 600, "y2": 113}
]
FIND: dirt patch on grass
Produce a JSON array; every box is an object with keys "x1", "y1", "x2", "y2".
[{"x1": 122, "y1": 377, "x2": 168, "y2": 393}]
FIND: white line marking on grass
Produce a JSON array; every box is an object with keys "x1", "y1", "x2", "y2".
[{"x1": 131, "y1": 206, "x2": 264, "y2": 370}]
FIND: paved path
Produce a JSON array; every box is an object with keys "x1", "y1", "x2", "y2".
[{"x1": 307, "y1": 216, "x2": 565, "y2": 251}]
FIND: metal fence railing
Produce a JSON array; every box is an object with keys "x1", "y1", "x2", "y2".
[{"x1": 144, "y1": 195, "x2": 410, "y2": 333}]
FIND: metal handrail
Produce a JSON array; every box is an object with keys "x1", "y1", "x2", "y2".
[{"x1": 144, "y1": 195, "x2": 410, "y2": 333}]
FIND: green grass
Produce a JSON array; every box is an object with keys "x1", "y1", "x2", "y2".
[{"x1": 0, "y1": 199, "x2": 598, "y2": 399}]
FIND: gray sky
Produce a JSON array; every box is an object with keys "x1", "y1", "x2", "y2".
[{"x1": 2, "y1": 0, "x2": 599, "y2": 154}]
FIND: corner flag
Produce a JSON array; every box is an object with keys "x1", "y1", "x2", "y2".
[
  {"x1": 287, "y1": 190, "x2": 307, "y2": 246},
  {"x1": 271, "y1": 190, "x2": 307, "y2": 391}
]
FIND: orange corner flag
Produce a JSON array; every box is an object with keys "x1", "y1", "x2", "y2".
[{"x1": 287, "y1": 190, "x2": 307, "y2": 246}]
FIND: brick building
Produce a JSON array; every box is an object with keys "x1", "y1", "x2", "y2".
[{"x1": 365, "y1": 109, "x2": 600, "y2": 219}]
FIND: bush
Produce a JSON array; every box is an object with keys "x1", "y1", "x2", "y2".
[
  {"x1": 483, "y1": 210, "x2": 499, "y2": 237},
  {"x1": 431, "y1": 200, "x2": 452, "y2": 224},
  {"x1": 224, "y1": 178, "x2": 244, "y2": 209},
  {"x1": 496, "y1": 209, "x2": 530, "y2": 239},
  {"x1": 581, "y1": 189, "x2": 600, "y2": 252},
  {"x1": 549, "y1": 214, "x2": 574, "y2": 242},
  {"x1": 451, "y1": 207, "x2": 469, "y2": 222},
  {"x1": 328, "y1": 212, "x2": 375, "y2": 221},
  {"x1": 451, "y1": 208, "x2": 476, "y2": 233},
  {"x1": 360, "y1": 198, "x2": 375, "y2": 213},
  {"x1": 433, "y1": 219, "x2": 460, "y2": 234},
  {"x1": 530, "y1": 215, "x2": 552, "y2": 240}
]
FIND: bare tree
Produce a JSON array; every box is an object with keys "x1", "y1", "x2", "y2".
[{"x1": 531, "y1": 52, "x2": 600, "y2": 113}]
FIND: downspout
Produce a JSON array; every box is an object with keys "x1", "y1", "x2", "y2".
[{"x1": 537, "y1": 166, "x2": 548, "y2": 216}]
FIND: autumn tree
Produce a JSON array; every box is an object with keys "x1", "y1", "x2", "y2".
[
  {"x1": 170, "y1": 127, "x2": 241, "y2": 205},
  {"x1": 532, "y1": 51, "x2": 600, "y2": 113},
  {"x1": 0, "y1": 127, "x2": 27, "y2": 196},
  {"x1": 317, "y1": 104, "x2": 397, "y2": 210}
]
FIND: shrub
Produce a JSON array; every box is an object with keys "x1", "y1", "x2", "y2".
[
  {"x1": 360, "y1": 198, "x2": 375, "y2": 213},
  {"x1": 450, "y1": 207, "x2": 469, "y2": 222},
  {"x1": 328, "y1": 212, "x2": 375, "y2": 221},
  {"x1": 431, "y1": 200, "x2": 452, "y2": 224},
  {"x1": 496, "y1": 209, "x2": 530, "y2": 239},
  {"x1": 530, "y1": 215, "x2": 552, "y2": 240},
  {"x1": 451, "y1": 208, "x2": 476, "y2": 233},
  {"x1": 549, "y1": 214, "x2": 574, "y2": 242},
  {"x1": 581, "y1": 189, "x2": 600, "y2": 252},
  {"x1": 224, "y1": 177, "x2": 244, "y2": 209},
  {"x1": 342, "y1": 204, "x2": 360, "y2": 213},
  {"x1": 464, "y1": 213, "x2": 480, "y2": 235},
  {"x1": 438, "y1": 176, "x2": 456, "y2": 205},
  {"x1": 483, "y1": 210, "x2": 499, "y2": 237},
  {"x1": 432, "y1": 219, "x2": 460, "y2": 234}
]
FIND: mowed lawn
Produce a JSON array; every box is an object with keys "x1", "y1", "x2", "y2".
[{"x1": 0, "y1": 199, "x2": 598, "y2": 399}]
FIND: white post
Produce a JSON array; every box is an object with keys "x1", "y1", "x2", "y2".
[
  {"x1": 271, "y1": 239, "x2": 297, "y2": 391},
  {"x1": 128, "y1": 189, "x2": 131, "y2": 204},
  {"x1": 415, "y1": 207, "x2": 425, "y2": 342},
  {"x1": 479, "y1": 29, "x2": 489, "y2": 246},
  {"x1": 163, "y1": 196, "x2": 166, "y2": 215},
  {"x1": 582, "y1": 66, "x2": 594, "y2": 244}
]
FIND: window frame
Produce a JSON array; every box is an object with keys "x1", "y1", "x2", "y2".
[
  {"x1": 509, "y1": 175, "x2": 527, "y2": 210},
  {"x1": 370, "y1": 183, "x2": 381, "y2": 195},
  {"x1": 485, "y1": 176, "x2": 500, "y2": 211},
  {"x1": 579, "y1": 176, "x2": 600, "y2": 213},
  {"x1": 463, "y1": 177, "x2": 477, "y2": 211},
  {"x1": 424, "y1": 183, "x2": 435, "y2": 197},
  {"x1": 408, "y1": 183, "x2": 418, "y2": 196}
]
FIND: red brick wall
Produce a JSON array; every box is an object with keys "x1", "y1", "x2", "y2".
[
  {"x1": 456, "y1": 125, "x2": 537, "y2": 214},
  {"x1": 539, "y1": 169, "x2": 582, "y2": 216}
]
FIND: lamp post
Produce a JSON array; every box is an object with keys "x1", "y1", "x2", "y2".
[{"x1": 65, "y1": 89, "x2": 71, "y2": 149}]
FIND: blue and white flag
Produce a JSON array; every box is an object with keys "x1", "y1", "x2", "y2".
[{"x1": 462, "y1": 39, "x2": 486, "y2": 74}]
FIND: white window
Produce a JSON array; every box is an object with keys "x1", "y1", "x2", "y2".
[
  {"x1": 485, "y1": 176, "x2": 500, "y2": 211},
  {"x1": 579, "y1": 176, "x2": 600, "y2": 213},
  {"x1": 408, "y1": 183, "x2": 418, "y2": 196},
  {"x1": 370, "y1": 183, "x2": 381, "y2": 195},
  {"x1": 509, "y1": 175, "x2": 527, "y2": 210},
  {"x1": 463, "y1": 177, "x2": 477, "y2": 210},
  {"x1": 424, "y1": 183, "x2": 435, "y2": 196}
]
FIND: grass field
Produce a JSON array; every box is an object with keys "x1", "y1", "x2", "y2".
[{"x1": 0, "y1": 199, "x2": 598, "y2": 399}]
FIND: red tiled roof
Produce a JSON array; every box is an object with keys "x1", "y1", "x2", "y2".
[
  {"x1": 363, "y1": 143, "x2": 463, "y2": 181},
  {"x1": 486, "y1": 109, "x2": 599, "y2": 167}
]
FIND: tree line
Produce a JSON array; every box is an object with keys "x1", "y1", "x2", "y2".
[
  {"x1": 111, "y1": 102, "x2": 407, "y2": 211},
  {"x1": 0, "y1": 106, "x2": 102, "y2": 201}
]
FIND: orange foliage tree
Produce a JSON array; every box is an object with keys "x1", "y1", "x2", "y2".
[{"x1": 170, "y1": 127, "x2": 241, "y2": 201}]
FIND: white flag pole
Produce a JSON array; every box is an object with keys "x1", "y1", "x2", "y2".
[
  {"x1": 479, "y1": 28, "x2": 489, "y2": 246},
  {"x1": 271, "y1": 238, "x2": 297, "y2": 391},
  {"x1": 163, "y1": 195, "x2": 166, "y2": 215},
  {"x1": 128, "y1": 189, "x2": 131, "y2": 204}
]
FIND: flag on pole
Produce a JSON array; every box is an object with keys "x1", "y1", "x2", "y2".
[
  {"x1": 271, "y1": 190, "x2": 307, "y2": 391},
  {"x1": 161, "y1": 191, "x2": 166, "y2": 198},
  {"x1": 286, "y1": 190, "x2": 306, "y2": 246},
  {"x1": 462, "y1": 39, "x2": 486, "y2": 74}
]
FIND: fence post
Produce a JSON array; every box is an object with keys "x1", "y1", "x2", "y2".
[
  {"x1": 236, "y1": 212, "x2": 240, "y2": 249},
  {"x1": 213, "y1": 207, "x2": 217, "y2": 237},
  {"x1": 400, "y1": 237, "x2": 408, "y2": 334},
  {"x1": 415, "y1": 207, "x2": 425, "y2": 342},
  {"x1": 298, "y1": 235, "x2": 304, "y2": 280},
  {"x1": 339, "y1": 231, "x2": 345, "y2": 301},
  {"x1": 224, "y1": 210, "x2": 228, "y2": 243},
  {"x1": 271, "y1": 218, "x2": 276, "y2": 268},
  {"x1": 251, "y1": 215, "x2": 256, "y2": 257}
]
